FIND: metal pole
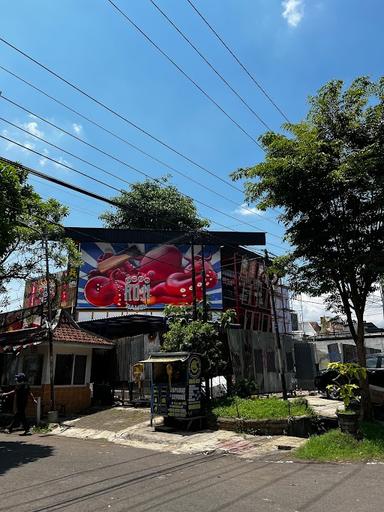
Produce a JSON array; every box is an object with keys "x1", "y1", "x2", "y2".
[
  {"x1": 264, "y1": 250, "x2": 288, "y2": 400},
  {"x1": 36, "y1": 396, "x2": 41, "y2": 425},
  {"x1": 190, "y1": 235, "x2": 198, "y2": 321},
  {"x1": 201, "y1": 244, "x2": 208, "y2": 322},
  {"x1": 44, "y1": 235, "x2": 56, "y2": 411}
]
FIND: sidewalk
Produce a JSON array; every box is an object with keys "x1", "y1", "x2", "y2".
[
  {"x1": 305, "y1": 394, "x2": 340, "y2": 419},
  {"x1": 51, "y1": 407, "x2": 305, "y2": 459}
]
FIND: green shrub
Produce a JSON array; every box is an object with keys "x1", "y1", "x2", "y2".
[{"x1": 233, "y1": 378, "x2": 259, "y2": 398}]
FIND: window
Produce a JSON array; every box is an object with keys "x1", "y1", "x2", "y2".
[
  {"x1": 55, "y1": 355, "x2": 74, "y2": 385},
  {"x1": 262, "y1": 314, "x2": 271, "y2": 332},
  {"x1": 55, "y1": 354, "x2": 87, "y2": 385},
  {"x1": 253, "y1": 313, "x2": 261, "y2": 332},
  {"x1": 73, "y1": 355, "x2": 87, "y2": 385},
  {"x1": 243, "y1": 310, "x2": 253, "y2": 330},
  {"x1": 266, "y1": 351, "x2": 276, "y2": 372}
]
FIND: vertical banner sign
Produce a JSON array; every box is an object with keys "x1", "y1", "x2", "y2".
[{"x1": 77, "y1": 242, "x2": 222, "y2": 310}]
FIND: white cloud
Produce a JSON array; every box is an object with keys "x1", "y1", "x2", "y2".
[
  {"x1": 53, "y1": 156, "x2": 71, "y2": 169},
  {"x1": 72, "y1": 123, "x2": 82, "y2": 135},
  {"x1": 282, "y1": 0, "x2": 304, "y2": 27},
  {"x1": 234, "y1": 203, "x2": 265, "y2": 217},
  {"x1": 23, "y1": 121, "x2": 43, "y2": 138}
]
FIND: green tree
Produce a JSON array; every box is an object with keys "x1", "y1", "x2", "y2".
[
  {"x1": 162, "y1": 305, "x2": 236, "y2": 395},
  {"x1": 100, "y1": 177, "x2": 209, "y2": 231},
  {"x1": 0, "y1": 159, "x2": 79, "y2": 308},
  {"x1": 232, "y1": 77, "x2": 384, "y2": 419}
]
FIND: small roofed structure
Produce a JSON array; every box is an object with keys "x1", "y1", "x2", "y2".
[
  {"x1": 141, "y1": 352, "x2": 204, "y2": 430},
  {"x1": 0, "y1": 309, "x2": 113, "y2": 416}
]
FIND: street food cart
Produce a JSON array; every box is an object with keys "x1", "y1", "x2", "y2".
[{"x1": 140, "y1": 352, "x2": 204, "y2": 430}]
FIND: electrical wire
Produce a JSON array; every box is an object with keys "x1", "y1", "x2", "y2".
[
  {"x1": 0, "y1": 62, "x2": 267, "y2": 201},
  {"x1": 1, "y1": 94, "x2": 282, "y2": 228},
  {"x1": 185, "y1": 0, "x2": 290, "y2": 123},
  {"x1": 1, "y1": 151, "x2": 288, "y2": 257},
  {"x1": 1, "y1": 134, "x2": 122, "y2": 194},
  {"x1": 149, "y1": 0, "x2": 272, "y2": 130},
  {"x1": 105, "y1": 0, "x2": 262, "y2": 148},
  {"x1": 0, "y1": 128, "x2": 287, "y2": 250}
]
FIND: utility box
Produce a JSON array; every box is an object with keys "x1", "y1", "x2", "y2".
[{"x1": 141, "y1": 352, "x2": 203, "y2": 428}]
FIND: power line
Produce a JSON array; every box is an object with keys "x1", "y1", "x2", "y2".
[
  {"x1": 1, "y1": 118, "x2": 137, "y2": 188},
  {"x1": 0, "y1": 151, "x2": 122, "y2": 207},
  {"x1": 0, "y1": 134, "x2": 123, "y2": 194},
  {"x1": 185, "y1": 0, "x2": 290, "y2": 123},
  {"x1": 105, "y1": 0, "x2": 263, "y2": 148},
  {"x1": 2, "y1": 175, "x2": 273, "y2": 280},
  {"x1": 0, "y1": 124, "x2": 287, "y2": 249},
  {"x1": 149, "y1": 0, "x2": 272, "y2": 131},
  {"x1": 0, "y1": 56, "x2": 260, "y2": 198},
  {"x1": 1, "y1": 94, "x2": 282, "y2": 228},
  {"x1": 0, "y1": 147, "x2": 287, "y2": 253},
  {"x1": 0, "y1": 67, "x2": 278, "y2": 221},
  {"x1": 29, "y1": 176, "x2": 105, "y2": 220}
]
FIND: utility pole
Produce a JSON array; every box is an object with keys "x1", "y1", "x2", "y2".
[
  {"x1": 265, "y1": 250, "x2": 288, "y2": 400},
  {"x1": 380, "y1": 279, "x2": 384, "y2": 323},
  {"x1": 18, "y1": 221, "x2": 57, "y2": 416},
  {"x1": 200, "y1": 243, "x2": 208, "y2": 322},
  {"x1": 190, "y1": 234, "x2": 198, "y2": 321},
  {"x1": 43, "y1": 235, "x2": 56, "y2": 412}
]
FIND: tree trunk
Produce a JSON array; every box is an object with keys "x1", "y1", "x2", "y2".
[{"x1": 355, "y1": 314, "x2": 373, "y2": 421}]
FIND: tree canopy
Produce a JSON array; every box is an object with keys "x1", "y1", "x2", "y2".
[
  {"x1": 232, "y1": 77, "x2": 384, "y2": 418},
  {"x1": 100, "y1": 177, "x2": 209, "y2": 231},
  {"x1": 162, "y1": 304, "x2": 236, "y2": 382},
  {"x1": 0, "y1": 159, "x2": 79, "y2": 308}
]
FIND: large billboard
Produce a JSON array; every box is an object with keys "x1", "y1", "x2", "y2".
[{"x1": 77, "y1": 242, "x2": 222, "y2": 310}]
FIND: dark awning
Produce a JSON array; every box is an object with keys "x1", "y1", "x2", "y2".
[
  {"x1": 64, "y1": 227, "x2": 266, "y2": 246},
  {"x1": 78, "y1": 314, "x2": 166, "y2": 340},
  {"x1": 0, "y1": 327, "x2": 46, "y2": 353}
]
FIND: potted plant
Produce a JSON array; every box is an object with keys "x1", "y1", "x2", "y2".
[{"x1": 326, "y1": 362, "x2": 366, "y2": 437}]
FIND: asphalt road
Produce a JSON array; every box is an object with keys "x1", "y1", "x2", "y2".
[{"x1": 0, "y1": 432, "x2": 382, "y2": 512}]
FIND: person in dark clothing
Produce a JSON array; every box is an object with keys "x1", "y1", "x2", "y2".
[{"x1": 1, "y1": 373, "x2": 37, "y2": 434}]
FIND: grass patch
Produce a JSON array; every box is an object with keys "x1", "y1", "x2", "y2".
[
  {"x1": 295, "y1": 422, "x2": 384, "y2": 462},
  {"x1": 211, "y1": 396, "x2": 314, "y2": 420}
]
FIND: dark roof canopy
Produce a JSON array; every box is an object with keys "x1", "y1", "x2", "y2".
[
  {"x1": 64, "y1": 227, "x2": 266, "y2": 246},
  {"x1": 79, "y1": 314, "x2": 166, "y2": 340}
]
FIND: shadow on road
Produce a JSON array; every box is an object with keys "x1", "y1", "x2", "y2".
[{"x1": 0, "y1": 441, "x2": 54, "y2": 476}]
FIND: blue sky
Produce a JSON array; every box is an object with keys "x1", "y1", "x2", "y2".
[{"x1": 1, "y1": 0, "x2": 384, "y2": 322}]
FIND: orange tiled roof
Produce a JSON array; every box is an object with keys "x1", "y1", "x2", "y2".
[{"x1": 53, "y1": 311, "x2": 113, "y2": 347}]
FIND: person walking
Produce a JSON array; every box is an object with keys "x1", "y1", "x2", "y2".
[{"x1": 1, "y1": 373, "x2": 37, "y2": 435}]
